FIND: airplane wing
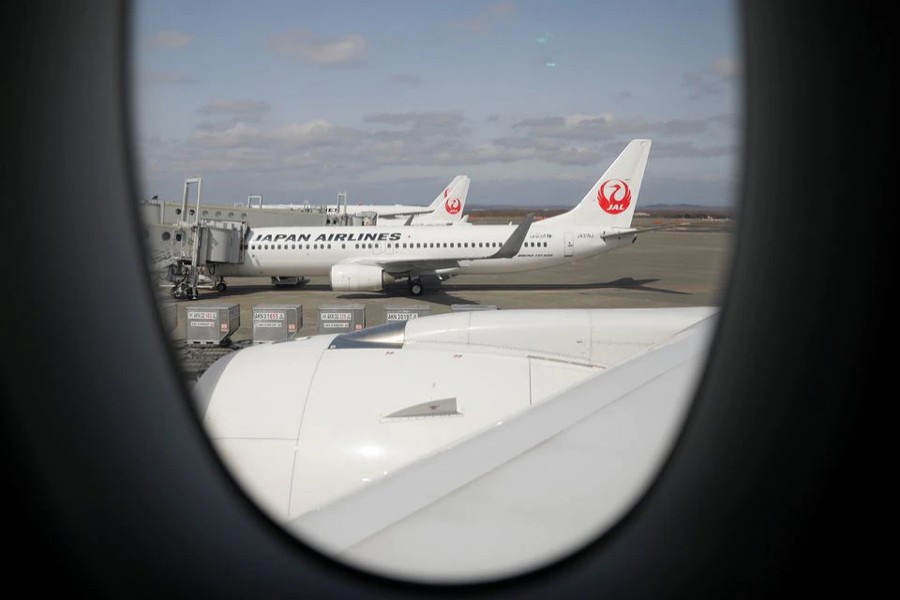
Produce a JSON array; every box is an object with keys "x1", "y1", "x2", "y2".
[
  {"x1": 288, "y1": 310, "x2": 716, "y2": 583},
  {"x1": 195, "y1": 306, "x2": 717, "y2": 584},
  {"x1": 372, "y1": 207, "x2": 436, "y2": 217},
  {"x1": 342, "y1": 214, "x2": 534, "y2": 275}
]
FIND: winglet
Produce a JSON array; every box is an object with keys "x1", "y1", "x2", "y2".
[
  {"x1": 403, "y1": 214, "x2": 414, "y2": 226},
  {"x1": 490, "y1": 214, "x2": 534, "y2": 258}
]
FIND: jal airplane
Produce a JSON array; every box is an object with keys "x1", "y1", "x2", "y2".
[
  {"x1": 328, "y1": 175, "x2": 471, "y2": 226},
  {"x1": 213, "y1": 139, "x2": 652, "y2": 296}
]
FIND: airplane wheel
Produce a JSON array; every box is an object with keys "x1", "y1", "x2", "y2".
[
  {"x1": 410, "y1": 280, "x2": 424, "y2": 296},
  {"x1": 216, "y1": 281, "x2": 227, "y2": 293}
]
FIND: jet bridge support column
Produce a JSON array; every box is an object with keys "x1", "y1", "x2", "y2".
[{"x1": 189, "y1": 178, "x2": 204, "y2": 299}]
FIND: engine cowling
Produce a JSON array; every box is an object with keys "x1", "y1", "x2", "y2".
[{"x1": 330, "y1": 264, "x2": 395, "y2": 292}]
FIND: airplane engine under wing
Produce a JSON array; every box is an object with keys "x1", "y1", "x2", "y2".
[
  {"x1": 330, "y1": 264, "x2": 396, "y2": 292},
  {"x1": 194, "y1": 307, "x2": 717, "y2": 585}
]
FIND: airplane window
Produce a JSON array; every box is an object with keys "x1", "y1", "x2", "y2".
[{"x1": 134, "y1": 0, "x2": 738, "y2": 587}]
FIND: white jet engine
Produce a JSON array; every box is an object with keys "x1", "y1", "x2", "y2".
[{"x1": 330, "y1": 264, "x2": 396, "y2": 292}]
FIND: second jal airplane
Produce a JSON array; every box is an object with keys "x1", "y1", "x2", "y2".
[
  {"x1": 327, "y1": 175, "x2": 471, "y2": 226},
  {"x1": 212, "y1": 139, "x2": 652, "y2": 296}
]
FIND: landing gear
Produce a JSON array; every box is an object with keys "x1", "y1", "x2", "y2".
[
  {"x1": 216, "y1": 278, "x2": 227, "y2": 293},
  {"x1": 409, "y1": 277, "x2": 424, "y2": 297}
]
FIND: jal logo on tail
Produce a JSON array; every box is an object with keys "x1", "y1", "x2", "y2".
[
  {"x1": 597, "y1": 179, "x2": 632, "y2": 214},
  {"x1": 445, "y1": 197, "x2": 461, "y2": 215}
]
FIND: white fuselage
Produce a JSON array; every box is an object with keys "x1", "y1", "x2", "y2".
[
  {"x1": 324, "y1": 204, "x2": 432, "y2": 217},
  {"x1": 214, "y1": 219, "x2": 636, "y2": 279}
]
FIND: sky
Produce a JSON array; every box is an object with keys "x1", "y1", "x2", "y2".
[{"x1": 132, "y1": 1, "x2": 740, "y2": 209}]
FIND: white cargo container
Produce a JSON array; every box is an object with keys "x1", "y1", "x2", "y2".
[
  {"x1": 384, "y1": 305, "x2": 432, "y2": 323},
  {"x1": 317, "y1": 304, "x2": 365, "y2": 334},
  {"x1": 252, "y1": 304, "x2": 303, "y2": 343},
  {"x1": 185, "y1": 304, "x2": 241, "y2": 346}
]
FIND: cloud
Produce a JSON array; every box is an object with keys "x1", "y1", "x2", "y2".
[
  {"x1": 267, "y1": 119, "x2": 358, "y2": 147},
  {"x1": 512, "y1": 113, "x2": 712, "y2": 139},
  {"x1": 150, "y1": 30, "x2": 193, "y2": 50},
  {"x1": 142, "y1": 105, "x2": 737, "y2": 201},
  {"x1": 682, "y1": 71, "x2": 721, "y2": 100},
  {"x1": 389, "y1": 74, "x2": 421, "y2": 86},
  {"x1": 198, "y1": 99, "x2": 271, "y2": 121},
  {"x1": 712, "y1": 57, "x2": 741, "y2": 78},
  {"x1": 650, "y1": 141, "x2": 738, "y2": 159},
  {"x1": 683, "y1": 57, "x2": 741, "y2": 99},
  {"x1": 188, "y1": 122, "x2": 261, "y2": 148},
  {"x1": 453, "y1": 2, "x2": 517, "y2": 35},
  {"x1": 364, "y1": 111, "x2": 468, "y2": 136},
  {"x1": 470, "y1": 136, "x2": 605, "y2": 166},
  {"x1": 143, "y1": 70, "x2": 195, "y2": 85},
  {"x1": 269, "y1": 30, "x2": 367, "y2": 66}
]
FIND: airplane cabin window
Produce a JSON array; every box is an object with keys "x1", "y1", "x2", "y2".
[{"x1": 133, "y1": 0, "x2": 738, "y2": 586}]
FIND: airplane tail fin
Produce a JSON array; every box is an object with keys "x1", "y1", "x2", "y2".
[
  {"x1": 417, "y1": 175, "x2": 470, "y2": 224},
  {"x1": 550, "y1": 139, "x2": 651, "y2": 230}
]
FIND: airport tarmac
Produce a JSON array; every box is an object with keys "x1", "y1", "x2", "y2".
[{"x1": 162, "y1": 221, "x2": 733, "y2": 379}]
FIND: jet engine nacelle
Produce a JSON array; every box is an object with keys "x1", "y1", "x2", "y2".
[{"x1": 330, "y1": 264, "x2": 396, "y2": 292}]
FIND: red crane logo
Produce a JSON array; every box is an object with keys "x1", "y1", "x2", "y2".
[
  {"x1": 445, "y1": 197, "x2": 462, "y2": 215},
  {"x1": 597, "y1": 179, "x2": 632, "y2": 214}
]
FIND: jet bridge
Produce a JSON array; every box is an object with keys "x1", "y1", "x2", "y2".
[{"x1": 167, "y1": 178, "x2": 251, "y2": 300}]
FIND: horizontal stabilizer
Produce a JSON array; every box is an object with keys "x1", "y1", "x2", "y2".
[{"x1": 599, "y1": 223, "x2": 677, "y2": 239}]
